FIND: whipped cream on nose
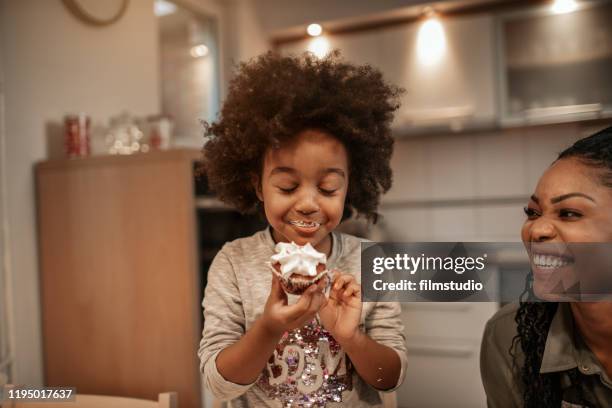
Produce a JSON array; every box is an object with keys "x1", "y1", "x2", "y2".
[{"x1": 271, "y1": 242, "x2": 326, "y2": 278}]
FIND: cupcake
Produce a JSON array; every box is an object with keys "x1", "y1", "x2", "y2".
[{"x1": 269, "y1": 242, "x2": 328, "y2": 295}]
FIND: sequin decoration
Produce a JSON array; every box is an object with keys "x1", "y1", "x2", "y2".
[{"x1": 257, "y1": 318, "x2": 353, "y2": 407}]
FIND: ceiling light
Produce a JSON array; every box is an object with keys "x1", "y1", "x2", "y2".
[
  {"x1": 551, "y1": 0, "x2": 578, "y2": 14},
  {"x1": 417, "y1": 14, "x2": 446, "y2": 66},
  {"x1": 154, "y1": 0, "x2": 177, "y2": 17},
  {"x1": 190, "y1": 44, "x2": 209, "y2": 58},
  {"x1": 307, "y1": 23, "x2": 323, "y2": 37}
]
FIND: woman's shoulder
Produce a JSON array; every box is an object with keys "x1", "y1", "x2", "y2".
[
  {"x1": 482, "y1": 303, "x2": 521, "y2": 370},
  {"x1": 484, "y1": 303, "x2": 520, "y2": 343},
  {"x1": 487, "y1": 303, "x2": 519, "y2": 326},
  {"x1": 480, "y1": 305, "x2": 524, "y2": 407}
]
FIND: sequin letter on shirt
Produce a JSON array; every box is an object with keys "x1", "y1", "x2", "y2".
[{"x1": 257, "y1": 318, "x2": 353, "y2": 407}]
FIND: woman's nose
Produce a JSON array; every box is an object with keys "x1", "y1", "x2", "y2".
[{"x1": 528, "y1": 218, "x2": 557, "y2": 242}]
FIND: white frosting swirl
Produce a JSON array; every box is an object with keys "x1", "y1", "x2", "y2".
[{"x1": 271, "y1": 242, "x2": 327, "y2": 279}]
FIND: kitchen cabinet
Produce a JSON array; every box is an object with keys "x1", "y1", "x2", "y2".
[
  {"x1": 36, "y1": 150, "x2": 203, "y2": 408},
  {"x1": 278, "y1": 13, "x2": 497, "y2": 135},
  {"x1": 499, "y1": 1, "x2": 612, "y2": 126},
  {"x1": 379, "y1": 14, "x2": 497, "y2": 135}
]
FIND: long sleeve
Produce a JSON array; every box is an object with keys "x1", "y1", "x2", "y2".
[
  {"x1": 365, "y1": 301, "x2": 408, "y2": 392},
  {"x1": 480, "y1": 309, "x2": 522, "y2": 408},
  {"x1": 198, "y1": 248, "x2": 256, "y2": 401}
]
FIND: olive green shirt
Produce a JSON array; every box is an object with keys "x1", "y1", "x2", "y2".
[{"x1": 481, "y1": 303, "x2": 612, "y2": 408}]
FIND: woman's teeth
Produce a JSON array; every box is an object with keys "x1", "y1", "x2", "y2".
[
  {"x1": 290, "y1": 220, "x2": 320, "y2": 228},
  {"x1": 532, "y1": 253, "x2": 573, "y2": 269}
]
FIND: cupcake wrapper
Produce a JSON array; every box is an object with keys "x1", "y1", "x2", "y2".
[{"x1": 267, "y1": 262, "x2": 328, "y2": 295}]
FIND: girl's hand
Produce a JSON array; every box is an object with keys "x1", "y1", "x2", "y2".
[
  {"x1": 260, "y1": 271, "x2": 327, "y2": 337},
  {"x1": 318, "y1": 271, "x2": 362, "y2": 344}
]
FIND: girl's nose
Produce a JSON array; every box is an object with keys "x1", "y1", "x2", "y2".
[
  {"x1": 528, "y1": 218, "x2": 557, "y2": 242},
  {"x1": 295, "y1": 192, "x2": 319, "y2": 215}
]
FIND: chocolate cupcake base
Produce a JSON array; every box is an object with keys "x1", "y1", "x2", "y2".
[{"x1": 269, "y1": 264, "x2": 328, "y2": 295}]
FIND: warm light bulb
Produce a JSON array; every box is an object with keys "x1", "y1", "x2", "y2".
[
  {"x1": 551, "y1": 0, "x2": 578, "y2": 14},
  {"x1": 154, "y1": 0, "x2": 177, "y2": 17},
  {"x1": 307, "y1": 23, "x2": 323, "y2": 37},
  {"x1": 417, "y1": 17, "x2": 446, "y2": 66},
  {"x1": 308, "y1": 36, "x2": 330, "y2": 59},
  {"x1": 190, "y1": 44, "x2": 209, "y2": 58}
]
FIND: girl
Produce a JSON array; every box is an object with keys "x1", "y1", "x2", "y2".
[
  {"x1": 198, "y1": 51, "x2": 407, "y2": 407},
  {"x1": 481, "y1": 126, "x2": 612, "y2": 407}
]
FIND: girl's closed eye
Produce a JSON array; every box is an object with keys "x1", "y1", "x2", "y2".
[
  {"x1": 277, "y1": 185, "x2": 298, "y2": 193},
  {"x1": 319, "y1": 187, "x2": 338, "y2": 195}
]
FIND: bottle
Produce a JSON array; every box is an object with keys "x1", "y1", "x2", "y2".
[{"x1": 64, "y1": 113, "x2": 91, "y2": 158}]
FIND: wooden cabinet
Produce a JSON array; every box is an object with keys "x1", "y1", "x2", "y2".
[{"x1": 36, "y1": 150, "x2": 203, "y2": 408}]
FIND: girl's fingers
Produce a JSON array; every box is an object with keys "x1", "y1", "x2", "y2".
[
  {"x1": 332, "y1": 273, "x2": 355, "y2": 291},
  {"x1": 317, "y1": 276, "x2": 328, "y2": 293},
  {"x1": 282, "y1": 284, "x2": 319, "y2": 320},
  {"x1": 343, "y1": 282, "x2": 361, "y2": 298},
  {"x1": 307, "y1": 291, "x2": 325, "y2": 315},
  {"x1": 269, "y1": 271, "x2": 288, "y2": 303},
  {"x1": 295, "y1": 290, "x2": 326, "y2": 327}
]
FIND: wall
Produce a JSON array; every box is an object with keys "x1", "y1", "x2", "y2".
[
  {"x1": 220, "y1": 0, "x2": 269, "y2": 89},
  {"x1": 0, "y1": 8, "x2": 10, "y2": 386},
  {"x1": 0, "y1": 0, "x2": 160, "y2": 385}
]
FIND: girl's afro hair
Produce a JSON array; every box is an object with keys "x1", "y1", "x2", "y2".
[{"x1": 201, "y1": 50, "x2": 403, "y2": 222}]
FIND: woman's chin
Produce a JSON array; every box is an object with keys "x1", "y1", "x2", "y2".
[{"x1": 533, "y1": 281, "x2": 574, "y2": 302}]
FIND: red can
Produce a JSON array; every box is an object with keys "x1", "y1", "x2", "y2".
[{"x1": 64, "y1": 114, "x2": 90, "y2": 158}]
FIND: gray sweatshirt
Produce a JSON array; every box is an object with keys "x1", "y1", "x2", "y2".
[{"x1": 198, "y1": 228, "x2": 408, "y2": 407}]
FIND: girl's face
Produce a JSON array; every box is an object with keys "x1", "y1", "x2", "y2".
[
  {"x1": 256, "y1": 130, "x2": 349, "y2": 256},
  {"x1": 522, "y1": 157, "x2": 612, "y2": 299}
]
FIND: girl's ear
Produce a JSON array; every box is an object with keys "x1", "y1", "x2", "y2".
[{"x1": 251, "y1": 174, "x2": 263, "y2": 201}]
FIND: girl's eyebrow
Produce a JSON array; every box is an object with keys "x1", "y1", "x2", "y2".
[
  {"x1": 270, "y1": 167, "x2": 296, "y2": 175},
  {"x1": 322, "y1": 168, "x2": 346, "y2": 178},
  {"x1": 269, "y1": 167, "x2": 346, "y2": 177}
]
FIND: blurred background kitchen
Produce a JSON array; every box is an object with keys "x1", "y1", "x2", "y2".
[{"x1": 1, "y1": 0, "x2": 611, "y2": 407}]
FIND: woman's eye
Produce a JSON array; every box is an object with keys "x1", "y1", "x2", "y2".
[
  {"x1": 559, "y1": 209, "x2": 583, "y2": 219},
  {"x1": 523, "y1": 206, "x2": 540, "y2": 219}
]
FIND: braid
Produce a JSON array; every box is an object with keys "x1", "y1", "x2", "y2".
[
  {"x1": 512, "y1": 274, "x2": 595, "y2": 407},
  {"x1": 512, "y1": 273, "x2": 560, "y2": 408}
]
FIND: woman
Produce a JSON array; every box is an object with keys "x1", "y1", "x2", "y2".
[{"x1": 481, "y1": 126, "x2": 612, "y2": 407}]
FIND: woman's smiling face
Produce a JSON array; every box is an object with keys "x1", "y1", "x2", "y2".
[
  {"x1": 256, "y1": 129, "x2": 349, "y2": 256},
  {"x1": 522, "y1": 157, "x2": 612, "y2": 299}
]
